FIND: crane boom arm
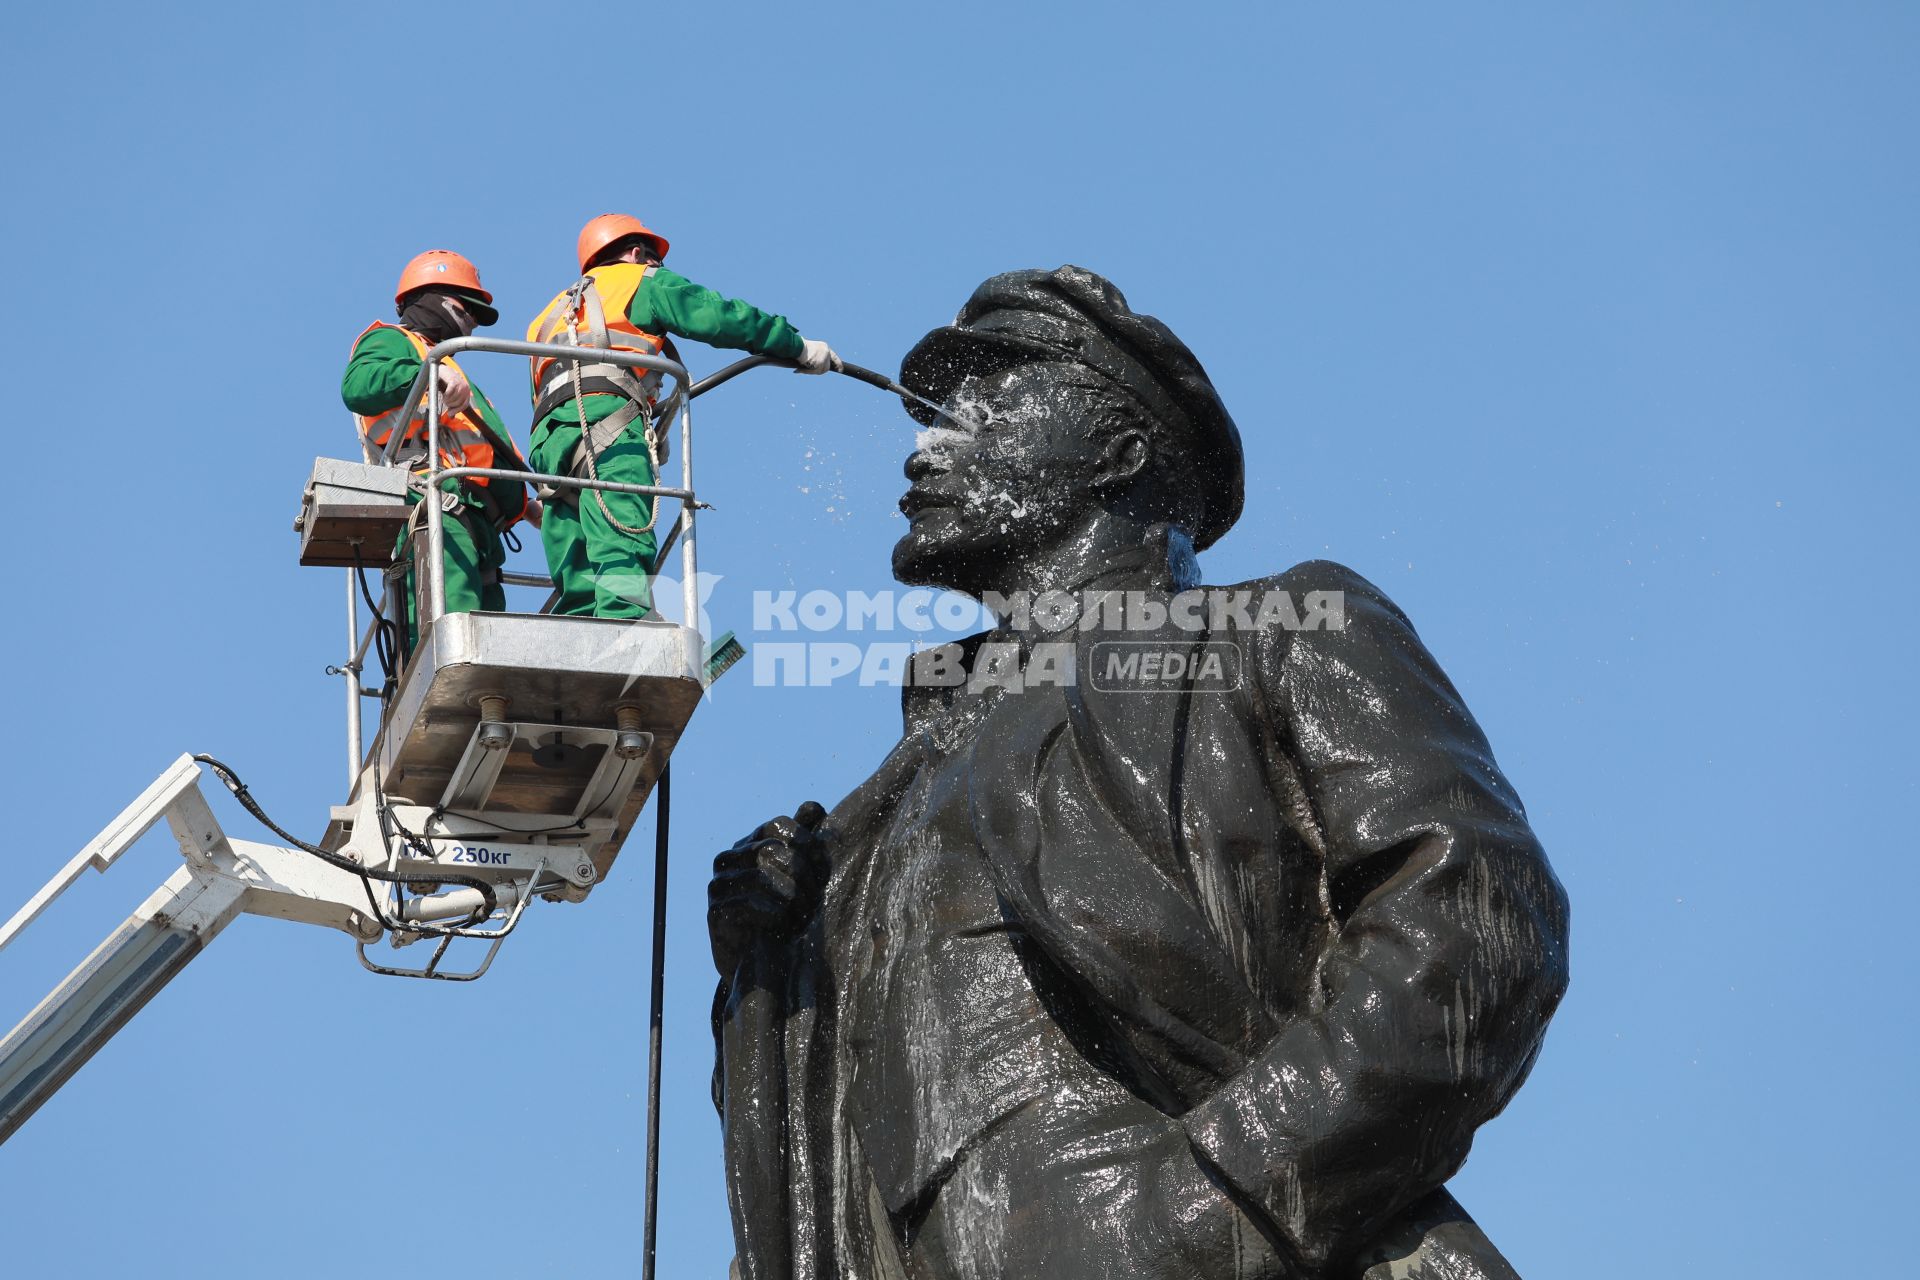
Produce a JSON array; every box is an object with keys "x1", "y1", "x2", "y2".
[
  {"x1": 0, "y1": 756, "x2": 382, "y2": 1143},
  {"x1": 0, "y1": 863, "x2": 246, "y2": 1142}
]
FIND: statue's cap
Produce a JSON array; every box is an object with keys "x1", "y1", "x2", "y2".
[{"x1": 899, "y1": 265, "x2": 1244, "y2": 549}]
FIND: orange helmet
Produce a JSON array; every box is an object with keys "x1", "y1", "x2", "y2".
[
  {"x1": 577, "y1": 214, "x2": 670, "y2": 272},
  {"x1": 394, "y1": 249, "x2": 493, "y2": 306}
]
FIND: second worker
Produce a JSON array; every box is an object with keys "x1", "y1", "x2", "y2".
[{"x1": 527, "y1": 213, "x2": 839, "y2": 618}]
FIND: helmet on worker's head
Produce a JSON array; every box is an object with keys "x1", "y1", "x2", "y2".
[
  {"x1": 578, "y1": 214, "x2": 670, "y2": 272},
  {"x1": 394, "y1": 249, "x2": 493, "y2": 308}
]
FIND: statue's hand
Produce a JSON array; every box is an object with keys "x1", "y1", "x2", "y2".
[{"x1": 708, "y1": 801, "x2": 829, "y2": 977}]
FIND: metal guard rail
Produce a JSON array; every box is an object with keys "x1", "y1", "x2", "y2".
[
  {"x1": 335, "y1": 338, "x2": 703, "y2": 786},
  {"x1": 405, "y1": 337, "x2": 702, "y2": 631}
]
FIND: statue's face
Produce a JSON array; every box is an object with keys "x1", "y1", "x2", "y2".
[{"x1": 893, "y1": 360, "x2": 1115, "y2": 592}]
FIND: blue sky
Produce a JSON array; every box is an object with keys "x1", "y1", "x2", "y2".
[{"x1": 1, "y1": 3, "x2": 1914, "y2": 1275}]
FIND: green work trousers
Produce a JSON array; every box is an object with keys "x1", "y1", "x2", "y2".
[
  {"x1": 530, "y1": 421, "x2": 659, "y2": 619},
  {"x1": 393, "y1": 491, "x2": 506, "y2": 651}
]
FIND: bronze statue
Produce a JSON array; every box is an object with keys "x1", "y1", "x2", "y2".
[{"x1": 709, "y1": 266, "x2": 1569, "y2": 1279}]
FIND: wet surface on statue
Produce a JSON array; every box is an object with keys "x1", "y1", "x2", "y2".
[
  {"x1": 708, "y1": 266, "x2": 1568, "y2": 1280},
  {"x1": 842, "y1": 672, "x2": 1096, "y2": 1215},
  {"x1": 833, "y1": 639, "x2": 1289, "y2": 1277}
]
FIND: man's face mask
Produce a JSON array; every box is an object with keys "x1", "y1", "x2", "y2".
[{"x1": 400, "y1": 289, "x2": 496, "y2": 342}]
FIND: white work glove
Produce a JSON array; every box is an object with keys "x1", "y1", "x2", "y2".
[
  {"x1": 794, "y1": 338, "x2": 842, "y2": 375},
  {"x1": 436, "y1": 363, "x2": 473, "y2": 415},
  {"x1": 523, "y1": 498, "x2": 544, "y2": 530}
]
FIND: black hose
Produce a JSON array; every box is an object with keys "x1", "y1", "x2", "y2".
[
  {"x1": 642, "y1": 764, "x2": 670, "y2": 1280},
  {"x1": 192, "y1": 753, "x2": 497, "y2": 925},
  {"x1": 350, "y1": 547, "x2": 398, "y2": 689},
  {"x1": 835, "y1": 361, "x2": 915, "y2": 398},
  {"x1": 688, "y1": 354, "x2": 924, "y2": 405},
  {"x1": 687, "y1": 354, "x2": 775, "y2": 399}
]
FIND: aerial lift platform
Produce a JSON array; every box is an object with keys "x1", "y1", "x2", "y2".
[{"x1": 0, "y1": 337, "x2": 731, "y2": 1270}]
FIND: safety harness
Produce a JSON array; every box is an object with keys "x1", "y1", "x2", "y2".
[{"x1": 528, "y1": 274, "x2": 669, "y2": 538}]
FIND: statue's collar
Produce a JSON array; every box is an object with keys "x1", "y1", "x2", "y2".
[
  {"x1": 1015, "y1": 522, "x2": 1202, "y2": 603},
  {"x1": 901, "y1": 524, "x2": 1201, "y2": 717}
]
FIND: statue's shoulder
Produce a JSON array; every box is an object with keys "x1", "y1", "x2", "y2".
[
  {"x1": 1212, "y1": 558, "x2": 1412, "y2": 625},
  {"x1": 1207, "y1": 559, "x2": 1424, "y2": 687},
  {"x1": 1216, "y1": 557, "x2": 1383, "y2": 598}
]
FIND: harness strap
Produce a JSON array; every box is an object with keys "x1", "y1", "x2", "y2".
[
  {"x1": 533, "y1": 373, "x2": 631, "y2": 420},
  {"x1": 539, "y1": 398, "x2": 648, "y2": 508},
  {"x1": 538, "y1": 359, "x2": 656, "y2": 397},
  {"x1": 572, "y1": 401, "x2": 648, "y2": 466},
  {"x1": 576, "y1": 399, "x2": 647, "y2": 468},
  {"x1": 531, "y1": 275, "x2": 665, "y2": 417},
  {"x1": 365, "y1": 402, "x2": 491, "y2": 446},
  {"x1": 580, "y1": 277, "x2": 611, "y2": 349},
  {"x1": 532, "y1": 277, "x2": 593, "y2": 349},
  {"x1": 528, "y1": 273, "x2": 668, "y2": 543},
  {"x1": 533, "y1": 361, "x2": 659, "y2": 423}
]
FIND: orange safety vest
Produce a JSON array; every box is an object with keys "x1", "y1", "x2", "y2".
[
  {"x1": 525, "y1": 263, "x2": 668, "y2": 422},
  {"x1": 349, "y1": 322, "x2": 502, "y2": 485}
]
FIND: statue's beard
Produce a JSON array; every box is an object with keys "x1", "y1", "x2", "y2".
[
  {"x1": 891, "y1": 522, "x2": 968, "y2": 591},
  {"x1": 889, "y1": 511, "x2": 1049, "y2": 599}
]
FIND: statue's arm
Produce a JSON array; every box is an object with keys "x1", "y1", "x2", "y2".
[{"x1": 1182, "y1": 562, "x2": 1570, "y2": 1270}]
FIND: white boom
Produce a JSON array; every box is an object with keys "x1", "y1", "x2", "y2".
[{"x1": 0, "y1": 754, "x2": 378, "y2": 1142}]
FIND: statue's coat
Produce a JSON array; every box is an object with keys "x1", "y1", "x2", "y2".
[{"x1": 716, "y1": 549, "x2": 1568, "y2": 1279}]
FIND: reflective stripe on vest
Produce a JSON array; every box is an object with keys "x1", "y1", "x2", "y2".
[
  {"x1": 349, "y1": 322, "x2": 499, "y2": 485},
  {"x1": 525, "y1": 264, "x2": 667, "y2": 421}
]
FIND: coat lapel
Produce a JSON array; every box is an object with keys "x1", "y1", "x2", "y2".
[{"x1": 960, "y1": 606, "x2": 1278, "y2": 1105}]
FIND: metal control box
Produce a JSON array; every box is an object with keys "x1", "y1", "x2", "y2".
[{"x1": 295, "y1": 456, "x2": 410, "y2": 567}]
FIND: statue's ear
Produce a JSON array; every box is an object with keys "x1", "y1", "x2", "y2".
[{"x1": 1092, "y1": 426, "x2": 1152, "y2": 491}]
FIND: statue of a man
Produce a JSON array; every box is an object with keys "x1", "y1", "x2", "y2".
[{"x1": 708, "y1": 266, "x2": 1569, "y2": 1279}]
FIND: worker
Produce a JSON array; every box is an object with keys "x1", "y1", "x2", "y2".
[
  {"x1": 526, "y1": 214, "x2": 838, "y2": 619},
  {"x1": 342, "y1": 249, "x2": 536, "y2": 650}
]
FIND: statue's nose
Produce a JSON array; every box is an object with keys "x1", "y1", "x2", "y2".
[{"x1": 904, "y1": 449, "x2": 940, "y2": 482}]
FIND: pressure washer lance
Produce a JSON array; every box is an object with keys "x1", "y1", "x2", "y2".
[
  {"x1": 838, "y1": 361, "x2": 985, "y2": 431},
  {"x1": 689, "y1": 354, "x2": 987, "y2": 433}
]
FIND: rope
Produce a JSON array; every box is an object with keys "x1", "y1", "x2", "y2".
[
  {"x1": 559, "y1": 277, "x2": 663, "y2": 541},
  {"x1": 568, "y1": 352, "x2": 663, "y2": 539}
]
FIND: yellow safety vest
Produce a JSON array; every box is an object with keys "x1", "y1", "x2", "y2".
[{"x1": 526, "y1": 264, "x2": 668, "y2": 421}]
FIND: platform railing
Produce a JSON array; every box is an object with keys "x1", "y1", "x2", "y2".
[
  {"x1": 335, "y1": 337, "x2": 703, "y2": 788},
  {"x1": 411, "y1": 335, "x2": 700, "y2": 630}
]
